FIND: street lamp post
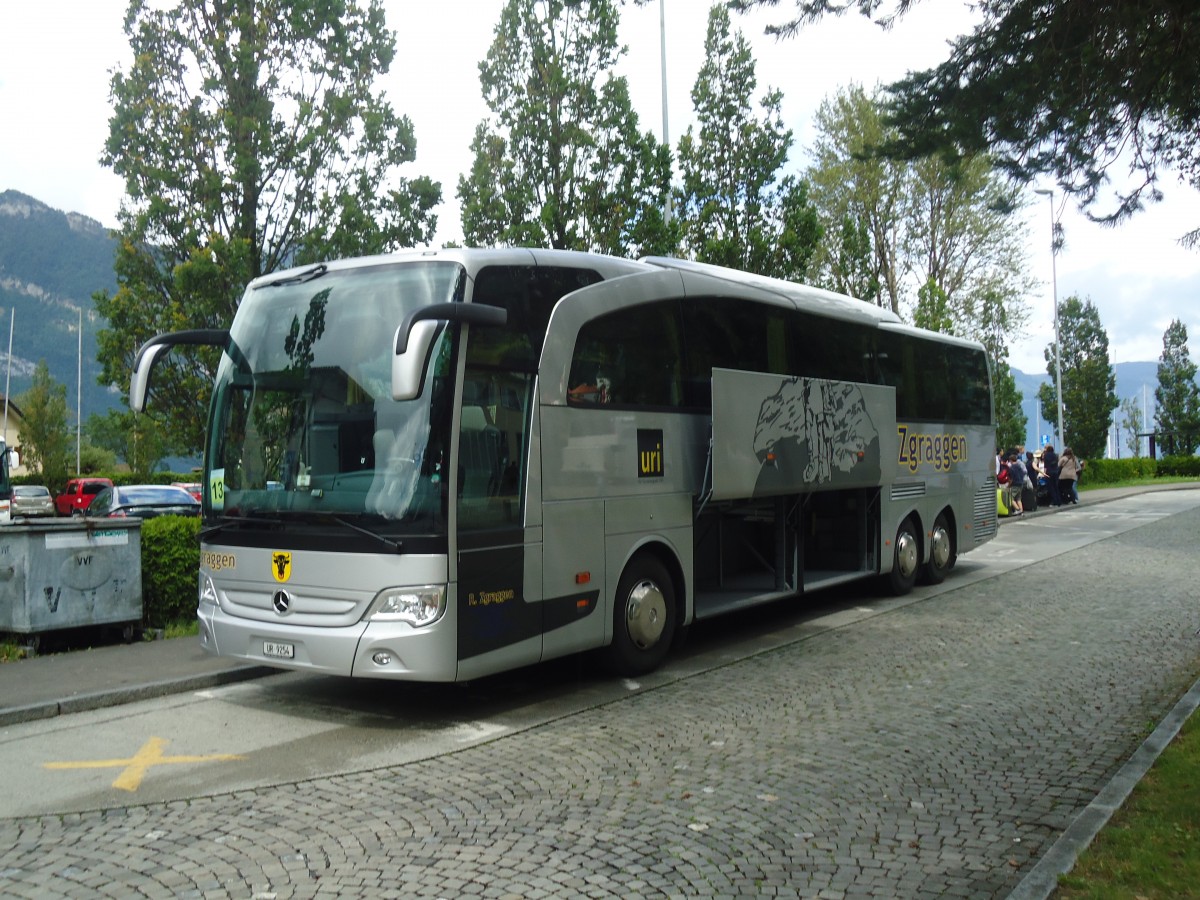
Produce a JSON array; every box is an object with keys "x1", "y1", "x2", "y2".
[
  {"x1": 1035, "y1": 188, "x2": 1065, "y2": 447},
  {"x1": 659, "y1": 0, "x2": 672, "y2": 228}
]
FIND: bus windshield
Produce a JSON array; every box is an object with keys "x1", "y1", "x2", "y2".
[{"x1": 206, "y1": 261, "x2": 463, "y2": 534}]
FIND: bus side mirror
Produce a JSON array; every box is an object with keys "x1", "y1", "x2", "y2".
[
  {"x1": 392, "y1": 319, "x2": 441, "y2": 401},
  {"x1": 391, "y1": 303, "x2": 507, "y2": 402},
  {"x1": 130, "y1": 329, "x2": 231, "y2": 412}
]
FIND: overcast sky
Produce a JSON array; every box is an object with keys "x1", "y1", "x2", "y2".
[{"x1": 2, "y1": 0, "x2": 1198, "y2": 376}]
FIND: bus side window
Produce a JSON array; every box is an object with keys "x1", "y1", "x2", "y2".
[
  {"x1": 947, "y1": 345, "x2": 992, "y2": 424},
  {"x1": 568, "y1": 338, "x2": 611, "y2": 404},
  {"x1": 569, "y1": 301, "x2": 682, "y2": 409}
]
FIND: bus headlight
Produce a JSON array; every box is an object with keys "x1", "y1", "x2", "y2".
[
  {"x1": 199, "y1": 573, "x2": 219, "y2": 607},
  {"x1": 365, "y1": 585, "x2": 446, "y2": 627}
]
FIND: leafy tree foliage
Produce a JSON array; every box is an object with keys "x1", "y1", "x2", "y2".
[
  {"x1": 993, "y1": 362, "x2": 1027, "y2": 454},
  {"x1": 912, "y1": 278, "x2": 952, "y2": 334},
  {"x1": 1037, "y1": 295, "x2": 1117, "y2": 459},
  {"x1": 734, "y1": 0, "x2": 1200, "y2": 242},
  {"x1": 808, "y1": 85, "x2": 905, "y2": 311},
  {"x1": 1154, "y1": 319, "x2": 1200, "y2": 455},
  {"x1": 825, "y1": 214, "x2": 880, "y2": 302},
  {"x1": 458, "y1": 0, "x2": 674, "y2": 255},
  {"x1": 675, "y1": 4, "x2": 819, "y2": 279},
  {"x1": 96, "y1": 0, "x2": 440, "y2": 453},
  {"x1": 87, "y1": 408, "x2": 174, "y2": 476},
  {"x1": 807, "y1": 85, "x2": 1031, "y2": 350},
  {"x1": 16, "y1": 361, "x2": 71, "y2": 484},
  {"x1": 78, "y1": 442, "x2": 119, "y2": 475},
  {"x1": 1117, "y1": 396, "x2": 1144, "y2": 458}
]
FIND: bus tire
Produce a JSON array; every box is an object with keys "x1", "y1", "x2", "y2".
[
  {"x1": 605, "y1": 554, "x2": 676, "y2": 676},
  {"x1": 888, "y1": 516, "x2": 920, "y2": 596},
  {"x1": 920, "y1": 512, "x2": 955, "y2": 585}
]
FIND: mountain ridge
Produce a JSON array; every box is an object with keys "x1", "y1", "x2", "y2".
[{"x1": 0, "y1": 189, "x2": 116, "y2": 420}]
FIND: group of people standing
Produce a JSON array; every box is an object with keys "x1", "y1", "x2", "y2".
[{"x1": 996, "y1": 443, "x2": 1083, "y2": 515}]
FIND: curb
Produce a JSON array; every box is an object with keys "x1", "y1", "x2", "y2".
[
  {"x1": 1007, "y1": 673, "x2": 1200, "y2": 898},
  {"x1": 0, "y1": 665, "x2": 278, "y2": 728}
]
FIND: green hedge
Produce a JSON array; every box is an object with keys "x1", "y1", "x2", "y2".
[
  {"x1": 1079, "y1": 457, "x2": 1158, "y2": 485},
  {"x1": 1156, "y1": 455, "x2": 1200, "y2": 478},
  {"x1": 140, "y1": 515, "x2": 201, "y2": 628},
  {"x1": 13, "y1": 471, "x2": 201, "y2": 489}
]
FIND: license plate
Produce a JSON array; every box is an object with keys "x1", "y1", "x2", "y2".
[{"x1": 263, "y1": 641, "x2": 294, "y2": 659}]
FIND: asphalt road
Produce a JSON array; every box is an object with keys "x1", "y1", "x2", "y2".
[{"x1": 2, "y1": 489, "x2": 1199, "y2": 898}]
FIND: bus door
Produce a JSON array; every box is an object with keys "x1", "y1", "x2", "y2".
[
  {"x1": 453, "y1": 264, "x2": 611, "y2": 675},
  {"x1": 454, "y1": 365, "x2": 542, "y2": 675}
]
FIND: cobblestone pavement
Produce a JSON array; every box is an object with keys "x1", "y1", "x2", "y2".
[{"x1": 2, "y1": 503, "x2": 1199, "y2": 899}]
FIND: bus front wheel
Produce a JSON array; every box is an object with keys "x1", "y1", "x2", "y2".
[
  {"x1": 887, "y1": 517, "x2": 920, "y2": 596},
  {"x1": 605, "y1": 555, "x2": 676, "y2": 676},
  {"x1": 920, "y1": 513, "x2": 955, "y2": 585}
]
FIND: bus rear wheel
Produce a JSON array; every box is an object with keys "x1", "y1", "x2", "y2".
[
  {"x1": 920, "y1": 513, "x2": 955, "y2": 585},
  {"x1": 605, "y1": 554, "x2": 676, "y2": 676},
  {"x1": 887, "y1": 517, "x2": 920, "y2": 596}
]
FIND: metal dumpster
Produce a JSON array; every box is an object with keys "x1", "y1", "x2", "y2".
[{"x1": 0, "y1": 520, "x2": 142, "y2": 643}]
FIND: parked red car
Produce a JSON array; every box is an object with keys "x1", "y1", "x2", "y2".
[
  {"x1": 172, "y1": 482, "x2": 203, "y2": 501},
  {"x1": 55, "y1": 477, "x2": 115, "y2": 517}
]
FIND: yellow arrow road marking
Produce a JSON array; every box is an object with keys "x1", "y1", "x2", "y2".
[{"x1": 44, "y1": 736, "x2": 244, "y2": 792}]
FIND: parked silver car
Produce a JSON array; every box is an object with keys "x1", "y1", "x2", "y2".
[
  {"x1": 11, "y1": 484, "x2": 55, "y2": 518},
  {"x1": 84, "y1": 484, "x2": 201, "y2": 519}
]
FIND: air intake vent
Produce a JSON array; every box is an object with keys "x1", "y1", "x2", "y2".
[
  {"x1": 891, "y1": 482, "x2": 926, "y2": 501},
  {"x1": 973, "y1": 479, "x2": 998, "y2": 541}
]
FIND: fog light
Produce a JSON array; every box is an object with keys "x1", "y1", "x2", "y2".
[{"x1": 372, "y1": 651, "x2": 393, "y2": 666}]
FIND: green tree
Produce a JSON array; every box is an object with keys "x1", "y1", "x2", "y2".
[
  {"x1": 992, "y1": 362, "x2": 1026, "y2": 454},
  {"x1": 16, "y1": 361, "x2": 71, "y2": 484},
  {"x1": 78, "y1": 442, "x2": 119, "y2": 475},
  {"x1": 734, "y1": 0, "x2": 1200, "y2": 243},
  {"x1": 1118, "y1": 396, "x2": 1143, "y2": 458},
  {"x1": 1038, "y1": 295, "x2": 1117, "y2": 459},
  {"x1": 87, "y1": 408, "x2": 174, "y2": 476},
  {"x1": 905, "y1": 153, "x2": 1032, "y2": 340},
  {"x1": 807, "y1": 85, "x2": 1031, "y2": 348},
  {"x1": 826, "y1": 214, "x2": 880, "y2": 302},
  {"x1": 1154, "y1": 319, "x2": 1200, "y2": 455},
  {"x1": 457, "y1": 0, "x2": 674, "y2": 256},
  {"x1": 807, "y1": 85, "x2": 905, "y2": 311},
  {"x1": 96, "y1": 0, "x2": 440, "y2": 454},
  {"x1": 912, "y1": 278, "x2": 952, "y2": 334},
  {"x1": 675, "y1": 4, "x2": 819, "y2": 279}
]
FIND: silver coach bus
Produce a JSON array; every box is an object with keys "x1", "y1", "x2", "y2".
[{"x1": 131, "y1": 249, "x2": 997, "y2": 681}]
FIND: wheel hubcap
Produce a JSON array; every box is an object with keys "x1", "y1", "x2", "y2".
[
  {"x1": 930, "y1": 525, "x2": 951, "y2": 569},
  {"x1": 896, "y1": 530, "x2": 918, "y2": 579},
  {"x1": 625, "y1": 579, "x2": 667, "y2": 650}
]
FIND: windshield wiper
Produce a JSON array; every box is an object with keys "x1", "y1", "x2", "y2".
[
  {"x1": 200, "y1": 509, "x2": 403, "y2": 554},
  {"x1": 256, "y1": 264, "x2": 328, "y2": 289},
  {"x1": 200, "y1": 512, "x2": 285, "y2": 540},
  {"x1": 311, "y1": 512, "x2": 404, "y2": 554}
]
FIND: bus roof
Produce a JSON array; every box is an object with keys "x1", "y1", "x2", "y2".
[
  {"x1": 248, "y1": 249, "x2": 985, "y2": 354},
  {"x1": 640, "y1": 256, "x2": 903, "y2": 328},
  {"x1": 245, "y1": 247, "x2": 652, "y2": 292}
]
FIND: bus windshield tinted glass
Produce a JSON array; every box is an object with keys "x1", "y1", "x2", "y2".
[{"x1": 206, "y1": 261, "x2": 463, "y2": 531}]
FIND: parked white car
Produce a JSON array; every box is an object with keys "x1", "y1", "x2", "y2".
[{"x1": 11, "y1": 484, "x2": 55, "y2": 518}]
